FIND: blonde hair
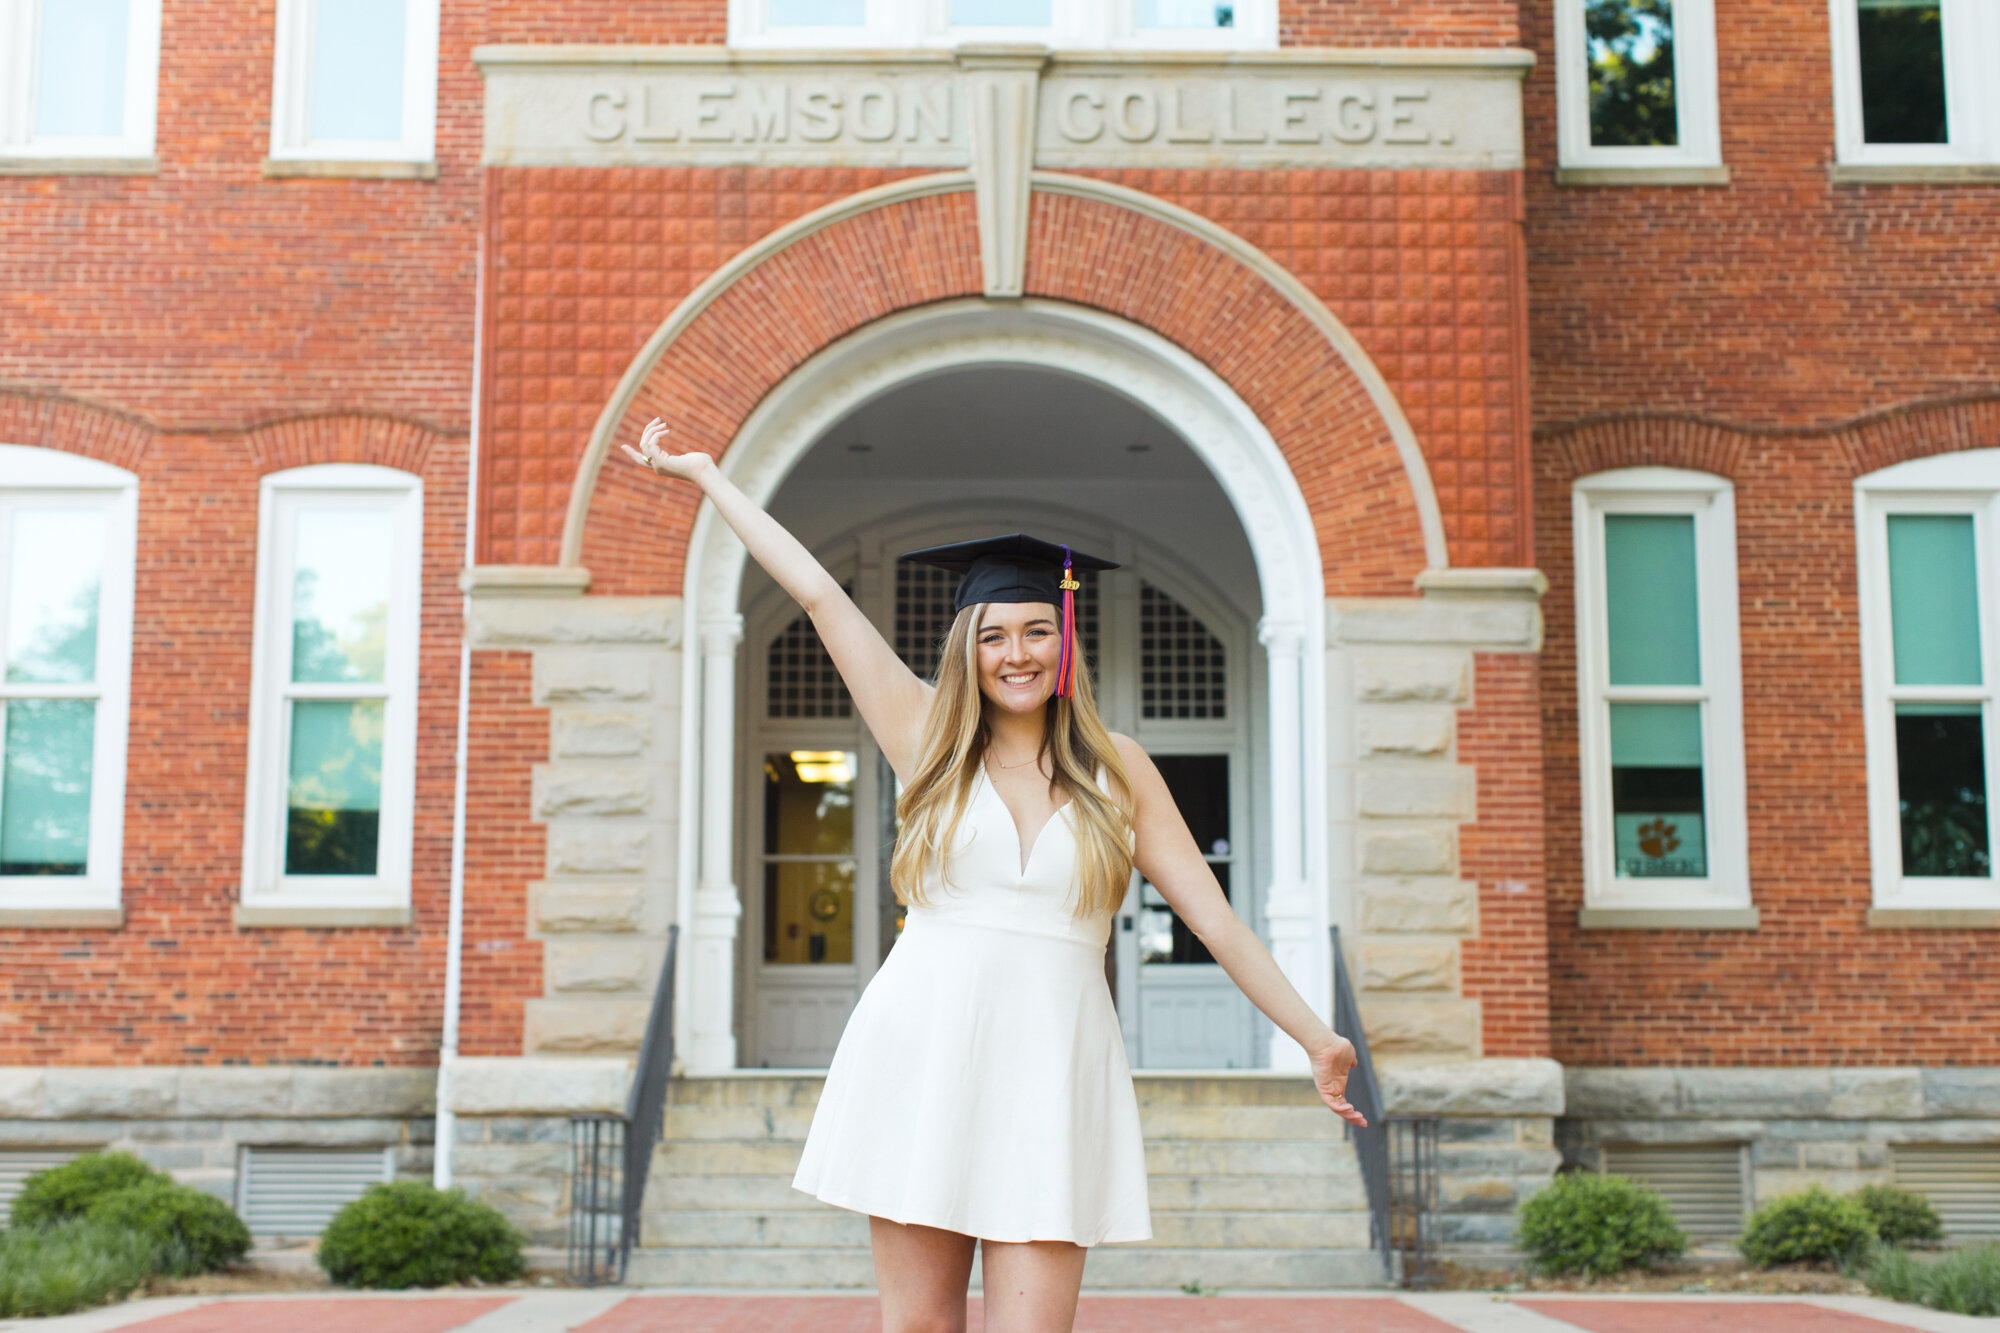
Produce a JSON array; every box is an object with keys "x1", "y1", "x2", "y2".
[{"x1": 890, "y1": 604, "x2": 1135, "y2": 918}]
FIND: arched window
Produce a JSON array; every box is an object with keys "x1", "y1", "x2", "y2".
[
  {"x1": 0, "y1": 445, "x2": 137, "y2": 919},
  {"x1": 240, "y1": 464, "x2": 423, "y2": 924}
]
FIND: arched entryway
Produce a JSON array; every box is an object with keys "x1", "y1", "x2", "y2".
[{"x1": 675, "y1": 299, "x2": 1333, "y2": 1073}]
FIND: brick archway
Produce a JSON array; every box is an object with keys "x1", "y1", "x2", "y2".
[{"x1": 565, "y1": 173, "x2": 1443, "y2": 598}]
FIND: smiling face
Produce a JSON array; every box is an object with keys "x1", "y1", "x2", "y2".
[{"x1": 975, "y1": 602, "x2": 1062, "y2": 715}]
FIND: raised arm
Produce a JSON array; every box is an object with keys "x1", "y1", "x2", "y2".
[
  {"x1": 624, "y1": 420, "x2": 933, "y2": 776},
  {"x1": 1112, "y1": 734, "x2": 1365, "y2": 1126}
]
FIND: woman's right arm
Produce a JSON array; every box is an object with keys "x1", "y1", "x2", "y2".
[{"x1": 623, "y1": 419, "x2": 933, "y2": 777}]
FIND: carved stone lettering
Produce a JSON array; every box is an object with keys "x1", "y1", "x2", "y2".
[{"x1": 477, "y1": 50, "x2": 1527, "y2": 170}]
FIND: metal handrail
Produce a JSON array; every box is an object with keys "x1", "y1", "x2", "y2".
[
  {"x1": 1330, "y1": 925, "x2": 1395, "y2": 1281},
  {"x1": 568, "y1": 924, "x2": 678, "y2": 1286}
]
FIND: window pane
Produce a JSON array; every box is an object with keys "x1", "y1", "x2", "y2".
[
  {"x1": 34, "y1": 0, "x2": 128, "y2": 139},
  {"x1": 291, "y1": 509, "x2": 393, "y2": 684},
  {"x1": 1604, "y1": 513, "x2": 1701, "y2": 687},
  {"x1": 1610, "y1": 702, "x2": 1707, "y2": 877},
  {"x1": 310, "y1": 0, "x2": 407, "y2": 143},
  {"x1": 1857, "y1": 0, "x2": 1948, "y2": 144},
  {"x1": 1896, "y1": 703, "x2": 1989, "y2": 877},
  {"x1": 1887, "y1": 514, "x2": 1981, "y2": 686},
  {"x1": 763, "y1": 861, "x2": 855, "y2": 964},
  {"x1": 1585, "y1": 0, "x2": 1679, "y2": 148},
  {"x1": 769, "y1": 0, "x2": 866, "y2": 24},
  {"x1": 6, "y1": 509, "x2": 104, "y2": 685},
  {"x1": 0, "y1": 700, "x2": 95, "y2": 875},
  {"x1": 1138, "y1": 0, "x2": 1235, "y2": 29},
  {"x1": 762, "y1": 751, "x2": 856, "y2": 856},
  {"x1": 952, "y1": 0, "x2": 1052, "y2": 24},
  {"x1": 285, "y1": 699, "x2": 383, "y2": 875}
]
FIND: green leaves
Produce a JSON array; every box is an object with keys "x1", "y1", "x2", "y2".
[
  {"x1": 1739, "y1": 1185, "x2": 1877, "y2": 1268},
  {"x1": 316, "y1": 1181, "x2": 527, "y2": 1289},
  {"x1": 1517, "y1": 1172, "x2": 1689, "y2": 1277}
]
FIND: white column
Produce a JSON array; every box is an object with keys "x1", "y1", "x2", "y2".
[
  {"x1": 1259, "y1": 616, "x2": 1324, "y2": 1072},
  {"x1": 685, "y1": 612, "x2": 744, "y2": 1073}
]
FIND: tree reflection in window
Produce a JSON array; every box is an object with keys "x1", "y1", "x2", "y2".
[
  {"x1": 1858, "y1": 1, "x2": 1947, "y2": 144},
  {"x1": 1587, "y1": 0, "x2": 1679, "y2": 147}
]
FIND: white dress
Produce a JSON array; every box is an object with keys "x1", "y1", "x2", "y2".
[{"x1": 791, "y1": 767, "x2": 1152, "y2": 1245}]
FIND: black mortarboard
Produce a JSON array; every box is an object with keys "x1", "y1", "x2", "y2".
[{"x1": 899, "y1": 534, "x2": 1119, "y2": 697}]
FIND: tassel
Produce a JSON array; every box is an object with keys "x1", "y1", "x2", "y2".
[{"x1": 1055, "y1": 545, "x2": 1080, "y2": 698}]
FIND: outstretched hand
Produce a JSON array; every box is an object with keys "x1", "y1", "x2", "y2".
[
  {"x1": 620, "y1": 418, "x2": 713, "y2": 483},
  {"x1": 1312, "y1": 1035, "x2": 1368, "y2": 1127}
]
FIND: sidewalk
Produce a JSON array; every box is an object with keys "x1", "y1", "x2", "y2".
[{"x1": 5, "y1": 1291, "x2": 1991, "y2": 1333}]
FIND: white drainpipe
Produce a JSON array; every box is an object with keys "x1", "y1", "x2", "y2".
[{"x1": 435, "y1": 224, "x2": 487, "y2": 1189}]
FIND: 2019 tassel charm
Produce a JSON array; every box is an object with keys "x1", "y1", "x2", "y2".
[{"x1": 1055, "y1": 545, "x2": 1081, "y2": 698}]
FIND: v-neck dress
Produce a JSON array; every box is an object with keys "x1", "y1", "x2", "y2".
[{"x1": 790, "y1": 767, "x2": 1152, "y2": 1246}]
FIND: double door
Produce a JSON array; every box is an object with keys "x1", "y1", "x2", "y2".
[{"x1": 742, "y1": 539, "x2": 1260, "y2": 1069}]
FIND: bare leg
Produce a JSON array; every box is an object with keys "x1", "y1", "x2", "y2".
[
  {"x1": 978, "y1": 1239, "x2": 1088, "y2": 1333},
  {"x1": 870, "y1": 1215, "x2": 979, "y2": 1333}
]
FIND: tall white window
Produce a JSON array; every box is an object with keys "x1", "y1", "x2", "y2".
[
  {"x1": 241, "y1": 466, "x2": 422, "y2": 918},
  {"x1": 0, "y1": 446, "x2": 136, "y2": 914},
  {"x1": 730, "y1": 0, "x2": 1272, "y2": 49},
  {"x1": 1829, "y1": 0, "x2": 2000, "y2": 172},
  {"x1": 1552, "y1": 0, "x2": 1723, "y2": 179},
  {"x1": 0, "y1": 0, "x2": 162, "y2": 164},
  {"x1": 268, "y1": 0, "x2": 440, "y2": 166},
  {"x1": 1856, "y1": 450, "x2": 2000, "y2": 912},
  {"x1": 1573, "y1": 469, "x2": 1752, "y2": 920}
]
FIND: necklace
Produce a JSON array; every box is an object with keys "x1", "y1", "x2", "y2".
[{"x1": 988, "y1": 750, "x2": 1042, "y2": 770}]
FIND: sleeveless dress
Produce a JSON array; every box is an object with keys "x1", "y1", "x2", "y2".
[{"x1": 790, "y1": 767, "x2": 1152, "y2": 1246}]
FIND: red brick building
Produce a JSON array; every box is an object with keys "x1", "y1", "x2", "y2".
[{"x1": 1, "y1": 0, "x2": 1994, "y2": 1276}]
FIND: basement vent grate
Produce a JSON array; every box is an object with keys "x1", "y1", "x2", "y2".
[
  {"x1": 1893, "y1": 1144, "x2": 2000, "y2": 1237},
  {"x1": 0, "y1": 1149, "x2": 88, "y2": 1225},
  {"x1": 237, "y1": 1147, "x2": 394, "y2": 1238},
  {"x1": 1601, "y1": 1144, "x2": 1747, "y2": 1239}
]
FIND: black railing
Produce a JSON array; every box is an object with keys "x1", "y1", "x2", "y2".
[
  {"x1": 1331, "y1": 925, "x2": 1440, "y2": 1287},
  {"x1": 568, "y1": 923, "x2": 679, "y2": 1286}
]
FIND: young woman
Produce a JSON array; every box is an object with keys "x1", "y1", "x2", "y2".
[{"x1": 624, "y1": 419, "x2": 1365, "y2": 1333}]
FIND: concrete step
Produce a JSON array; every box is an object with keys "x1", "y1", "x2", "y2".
[
  {"x1": 1080, "y1": 1245, "x2": 1389, "y2": 1290},
  {"x1": 651, "y1": 1173, "x2": 822, "y2": 1211},
  {"x1": 625, "y1": 1245, "x2": 876, "y2": 1288},
  {"x1": 1147, "y1": 1172, "x2": 1367, "y2": 1211},
  {"x1": 645, "y1": 1206, "x2": 1370, "y2": 1252},
  {"x1": 657, "y1": 1136, "x2": 1355, "y2": 1179},
  {"x1": 660, "y1": 1102, "x2": 1351, "y2": 1144},
  {"x1": 626, "y1": 1242, "x2": 1388, "y2": 1291},
  {"x1": 1142, "y1": 1210, "x2": 1372, "y2": 1250},
  {"x1": 653, "y1": 1209, "x2": 874, "y2": 1248}
]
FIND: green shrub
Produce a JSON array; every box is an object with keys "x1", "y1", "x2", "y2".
[
  {"x1": 85, "y1": 1177, "x2": 251, "y2": 1277},
  {"x1": 0, "y1": 1217, "x2": 153, "y2": 1317},
  {"x1": 316, "y1": 1182, "x2": 525, "y2": 1289},
  {"x1": 1740, "y1": 1185, "x2": 1877, "y2": 1268},
  {"x1": 1867, "y1": 1243, "x2": 2000, "y2": 1316},
  {"x1": 1516, "y1": 1171, "x2": 1688, "y2": 1277},
  {"x1": 8, "y1": 1151, "x2": 161, "y2": 1228},
  {"x1": 1853, "y1": 1184, "x2": 1944, "y2": 1246}
]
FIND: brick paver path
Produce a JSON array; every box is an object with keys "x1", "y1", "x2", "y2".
[
  {"x1": 1518, "y1": 1300, "x2": 1926, "y2": 1333},
  {"x1": 581, "y1": 1295, "x2": 1465, "y2": 1333},
  {"x1": 110, "y1": 1297, "x2": 516, "y2": 1333}
]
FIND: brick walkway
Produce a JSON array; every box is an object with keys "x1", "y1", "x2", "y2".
[{"x1": 7, "y1": 1292, "x2": 1964, "y2": 1333}]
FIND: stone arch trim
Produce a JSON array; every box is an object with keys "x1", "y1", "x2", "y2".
[{"x1": 567, "y1": 173, "x2": 1446, "y2": 594}]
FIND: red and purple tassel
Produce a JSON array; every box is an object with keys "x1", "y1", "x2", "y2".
[{"x1": 1055, "y1": 545, "x2": 1080, "y2": 698}]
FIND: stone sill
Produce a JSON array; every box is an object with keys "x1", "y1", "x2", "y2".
[
  {"x1": 461, "y1": 564, "x2": 593, "y2": 598},
  {"x1": 1866, "y1": 907, "x2": 2000, "y2": 929},
  {"x1": 0, "y1": 907, "x2": 125, "y2": 929},
  {"x1": 261, "y1": 157, "x2": 438, "y2": 180},
  {"x1": 0, "y1": 156, "x2": 158, "y2": 176},
  {"x1": 235, "y1": 905, "x2": 413, "y2": 929},
  {"x1": 1578, "y1": 906, "x2": 1760, "y2": 930},
  {"x1": 1832, "y1": 163, "x2": 2000, "y2": 185},
  {"x1": 1556, "y1": 165, "x2": 1731, "y2": 187}
]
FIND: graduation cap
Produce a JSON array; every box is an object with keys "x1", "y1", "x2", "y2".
[{"x1": 899, "y1": 534, "x2": 1118, "y2": 698}]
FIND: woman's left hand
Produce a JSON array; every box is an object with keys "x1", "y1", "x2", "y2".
[{"x1": 1312, "y1": 1035, "x2": 1368, "y2": 1127}]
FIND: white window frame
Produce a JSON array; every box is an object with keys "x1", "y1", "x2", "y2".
[
  {"x1": 0, "y1": 445, "x2": 137, "y2": 913},
  {"x1": 0, "y1": 0, "x2": 162, "y2": 164},
  {"x1": 1552, "y1": 0, "x2": 1723, "y2": 173},
  {"x1": 728, "y1": 0, "x2": 1274, "y2": 50},
  {"x1": 1573, "y1": 468, "x2": 1751, "y2": 913},
  {"x1": 1829, "y1": 0, "x2": 2000, "y2": 169},
  {"x1": 268, "y1": 0, "x2": 440, "y2": 165},
  {"x1": 1856, "y1": 449, "x2": 2000, "y2": 911},
  {"x1": 240, "y1": 465, "x2": 422, "y2": 915}
]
